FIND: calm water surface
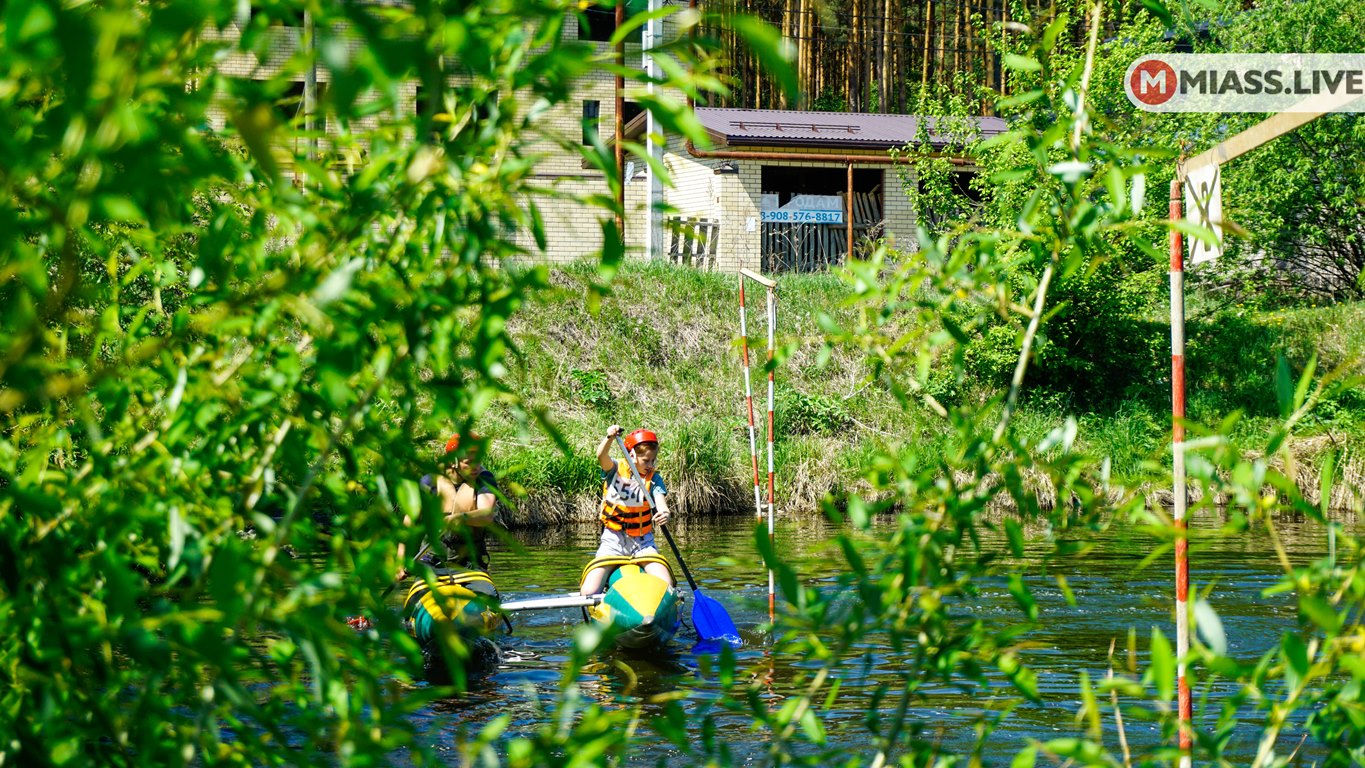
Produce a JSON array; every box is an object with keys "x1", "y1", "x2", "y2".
[{"x1": 391, "y1": 510, "x2": 1354, "y2": 765}]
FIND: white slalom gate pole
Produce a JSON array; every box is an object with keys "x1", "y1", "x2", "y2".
[
  {"x1": 764, "y1": 280, "x2": 777, "y2": 623},
  {"x1": 740, "y1": 268, "x2": 777, "y2": 624},
  {"x1": 739, "y1": 278, "x2": 764, "y2": 522}
]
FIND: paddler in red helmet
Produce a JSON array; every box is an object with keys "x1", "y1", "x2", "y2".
[{"x1": 579, "y1": 424, "x2": 674, "y2": 596}]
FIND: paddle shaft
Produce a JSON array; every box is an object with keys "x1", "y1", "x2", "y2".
[
  {"x1": 500, "y1": 594, "x2": 603, "y2": 611},
  {"x1": 612, "y1": 435, "x2": 700, "y2": 593}
]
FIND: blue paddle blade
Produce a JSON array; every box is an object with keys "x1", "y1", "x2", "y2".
[{"x1": 691, "y1": 589, "x2": 741, "y2": 646}]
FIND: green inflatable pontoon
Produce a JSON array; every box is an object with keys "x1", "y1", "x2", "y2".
[{"x1": 580, "y1": 555, "x2": 680, "y2": 650}]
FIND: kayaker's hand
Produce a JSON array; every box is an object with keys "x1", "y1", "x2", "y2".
[
  {"x1": 395, "y1": 567, "x2": 409, "y2": 582},
  {"x1": 606, "y1": 424, "x2": 622, "y2": 439},
  {"x1": 652, "y1": 508, "x2": 669, "y2": 526}
]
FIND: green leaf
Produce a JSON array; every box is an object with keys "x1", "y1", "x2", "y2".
[
  {"x1": 96, "y1": 195, "x2": 145, "y2": 223},
  {"x1": 799, "y1": 707, "x2": 826, "y2": 744},
  {"x1": 1293, "y1": 353, "x2": 1317, "y2": 415},
  {"x1": 1055, "y1": 574, "x2": 1076, "y2": 607},
  {"x1": 397, "y1": 478, "x2": 422, "y2": 523},
  {"x1": 9, "y1": 1, "x2": 56, "y2": 42},
  {"x1": 1003, "y1": 54, "x2": 1042, "y2": 72},
  {"x1": 1300, "y1": 595, "x2": 1341, "y2": 634},
  {"x1": 997, "y1": 89, "x2": 1044, "y2": 109},
  {"x1": 1148, "y1": 627, "x2": 1174, "y2": 702},
  {"x1": 168, "y1": 505, "x2": 188, "y2": 572},
  {"x1": 1008, "y1": 574, "x2": 1038, "y2": 620},
  {"x1": 1105, "y1": 166, "x2": 1126, "y2": 216},
  {"x1": 1041, "y1": 14, "x2": 1069, "y2": 52},
  {"x1": 1275, "y1": 353, "x2": 1293, "y2": 419},
  {"x1": 1130, "y1": 173, "x2": 1147, "y2": 214},
  {"x1": 941, "y1": 316, "x2": 971, "y2": 345},
  {"x1": 1193, "y1": 598, "x2": 1226, "y2": 655},
  {"x1": 1005, "y1": 518, "x2": 1025, "y2": 558},
  {"x1": 1281, "y1": 634, "x2": 1309, "y2": 691},
  {"x1": 1139, "y1": 0, "x2": 1174, "y2": 27},
  {"x1": 1320, "y1": 451, "x2": 1337, "y2": 517},
  {"x1": 1011, "y1": 745, "x2": 1038, "y2": 768}
]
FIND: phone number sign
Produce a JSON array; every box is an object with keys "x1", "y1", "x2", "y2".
[{"x1": 760, "y1": 209, "x2": 844, "y2": 224}]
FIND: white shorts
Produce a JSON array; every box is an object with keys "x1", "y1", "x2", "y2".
[{"x1": 594, "y1": 527, "x2": 658, "y2": 558}]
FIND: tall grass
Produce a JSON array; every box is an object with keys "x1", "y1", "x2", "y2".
[{"x1": 484, "y1": 260, "x2": 1365, "y2": 525}]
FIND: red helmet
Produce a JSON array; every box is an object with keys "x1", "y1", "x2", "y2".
[
  {"x1": 623, "y1": 428, "x2": 658, "y2": 452},
  {"x1": 444, "y1": 432, "x2": 479, "y2": 455}
]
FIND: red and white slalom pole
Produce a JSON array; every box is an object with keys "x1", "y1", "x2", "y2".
[
  {"x1": 740, "y1": 268, "x2": 777, "y2": 623},
  {"x1": 1169, "y1": 177, "x2": 1193, "y2": 768},
  {"x1": 739, "y1": 278, "x2": 763, "y2": 522}
]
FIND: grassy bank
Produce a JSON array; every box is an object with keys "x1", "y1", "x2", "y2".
[{"x1": 479, "y1": 261, "x2": 1365, "y2": 526}]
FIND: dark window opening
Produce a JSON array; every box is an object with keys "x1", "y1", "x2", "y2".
[
  {"x1": 582, "y1": 100, "x2": 601, "y2": 145},
  {"x1": 621, "y1": 100, "x2": 644, "y2": 129},
  {"x1": 761, "y1": 166, "x2": 882, "y2": 207},
  {"x1": 416, "y1": 86, "x2": 496, "y2": 122},
  {"x1": 760, "y1": 166, "x2": 885, "y2": 273},
  {"x1": 917, "y1": 170, "x2": 982, "y2": 204},
  {"x1": 274, "y1": 80, "x2": 329, "y2": 127},
  {"x1": 917, "y1": 170, "x2": 981, "y2": 226},
  {"x1": 249, "y1": 2, "x2": 303, "y2": 28},
  {"x1": 578, "y1": 3, "x2": 642, "y2": 43}
]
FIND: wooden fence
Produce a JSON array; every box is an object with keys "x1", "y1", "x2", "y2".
[{"x1": 666, "y1": 217, "x2": 720, "y2": 269}]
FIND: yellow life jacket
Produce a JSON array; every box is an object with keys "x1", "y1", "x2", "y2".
[{"x1": 599, "y1": 462, "x2": 658, "y2": 535}]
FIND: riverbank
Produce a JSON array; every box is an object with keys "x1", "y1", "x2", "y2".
[{"x1": 482, "y1": 261, "x2": 1365, "y2": 527}]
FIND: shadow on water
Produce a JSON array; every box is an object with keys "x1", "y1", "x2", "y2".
[{"x1": 398, "y1": 510, "x2": 1356, "y2": 763}]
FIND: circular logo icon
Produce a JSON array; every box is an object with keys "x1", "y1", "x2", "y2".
[{"x1": 1129, "y1": 59, "x2": 1178, "y2": 106}]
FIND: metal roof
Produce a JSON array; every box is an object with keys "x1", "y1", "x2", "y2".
[{"x1": 694, "y1": 107, "x2": 1007, "y2": 150}]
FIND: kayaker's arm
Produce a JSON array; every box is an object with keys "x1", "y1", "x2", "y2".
[
  {"x1": 651, "y1": 486, "x2": 670, "y2": 526},
  {"x1": 597, "y1": 424, "x2": 623, "y2": 471},
  {"x1": 465, "y1": 487, "x2": 497, "y2": 527}
]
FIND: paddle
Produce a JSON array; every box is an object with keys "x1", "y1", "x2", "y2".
[{"x1": 613, "y1": 435, "x2": 741, "y2": 644}]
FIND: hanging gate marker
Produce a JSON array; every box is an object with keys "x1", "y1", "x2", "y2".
[{"x1": 739, "y1": 268, "x2": 777, "y2": 624}]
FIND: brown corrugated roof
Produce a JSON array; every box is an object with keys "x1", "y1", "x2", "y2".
[{"x1": 694, "y1": 107, "x2": 1006, "y2": 150}]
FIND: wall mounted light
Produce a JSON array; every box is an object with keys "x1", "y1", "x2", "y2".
[{"x1": 714, "y1": 160, "x2": 739, "y2": 175}]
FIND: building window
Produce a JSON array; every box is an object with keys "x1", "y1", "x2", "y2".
[
  {"x1": 582, "y1": 100, "x2": 601, "y2": 145},
  {"x1": 578, "y1": 2, "x2": 642, "y2": 43}
]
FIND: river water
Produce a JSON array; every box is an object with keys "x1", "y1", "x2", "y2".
[{"x1": 394, "y1": 509, "x2": 1353, "y2": 765}]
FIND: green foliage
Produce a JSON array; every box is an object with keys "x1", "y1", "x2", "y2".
[
  {"x1": 499, "y1": 446, "x2": 600, "y2": 497},
  {"x1": 0, "y1": 0, "x2": 744, "y2": 764},
  {"x1": 778, "y1": 389, "x2": 853, "y2": 435},
  {"x1": 4, "y1": 0, "x2": 1365, "y2": 766},
  {"x1": 569, "y1": 368, "x2": 615, "y2": 411},
  {"x1": 668, "y1": 418, "x2": 738, "y2": 485}
]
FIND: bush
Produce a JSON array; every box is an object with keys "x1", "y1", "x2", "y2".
[{"x1": 778, "y1": 389, "x2": 854, "y2": 435}]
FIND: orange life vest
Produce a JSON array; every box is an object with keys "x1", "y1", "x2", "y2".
[{"x1": 599, "y1": 462, "x2": 659, "y2": 535}]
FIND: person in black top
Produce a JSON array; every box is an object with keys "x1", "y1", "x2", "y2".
[{"x1": 401, "y1": 433, "x2": 499, "y2": 575}]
